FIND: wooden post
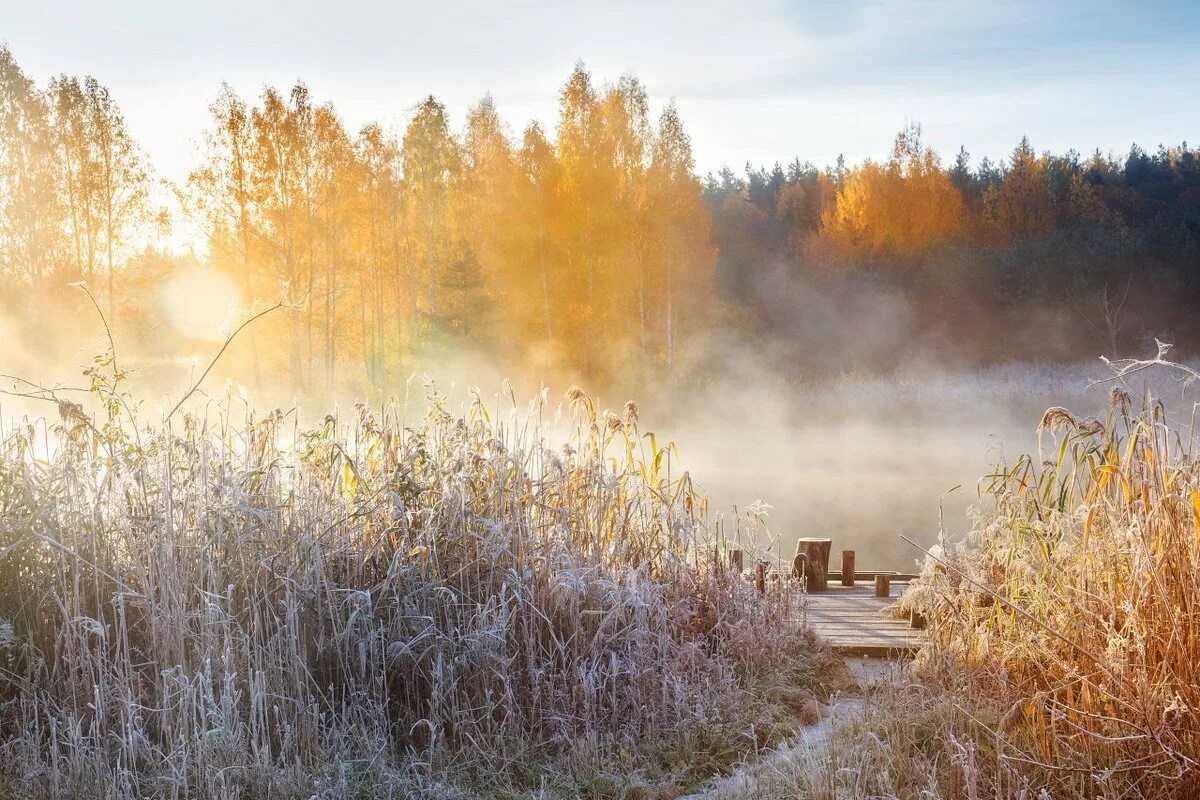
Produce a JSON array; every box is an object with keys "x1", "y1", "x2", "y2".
[
  {"x1": 755, "y1": 562, "x2": 766, "y2": 593},
  {"x1": 794, "y1": 538, "x2": 831, "y2": 592},
  {"x1": 840, "y1": 550, "x2": 855, "y2": 586},
  {"x1": 729, "y1": 549, "x2": 744, "y2": 575},
  {"x1": 910, "y1": 609, "x2": 927, "y2": 629},
  {"x1": 874, "y1": 573, "x2": 891, "y2": 598},
  {"x1": 794, "y1": 538, "x2": 832, "y2": 574}
]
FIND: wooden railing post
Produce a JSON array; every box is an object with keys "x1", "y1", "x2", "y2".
[
  {"x1": 841, "y1": 550, "x2": 855, "y2": 586},
  {"x1": 729, "y1": 549, "x2": 744, "y2": 575},
  {"x1": 874, "y1": 573, "x2": 891, "y2": 598}
]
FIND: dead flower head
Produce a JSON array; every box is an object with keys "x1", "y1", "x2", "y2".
[{"x1": 1038, "y1": 407, "x2": 1079, "y2": 435}]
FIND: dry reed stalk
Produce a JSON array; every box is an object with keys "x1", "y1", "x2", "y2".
[{"x1": 0, "y1": 382, "x2": 826, "y2": 798}]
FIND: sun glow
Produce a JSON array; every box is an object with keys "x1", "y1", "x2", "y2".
[{"x1": 160, "y1": 268, "x2": 240, "y2": 341}]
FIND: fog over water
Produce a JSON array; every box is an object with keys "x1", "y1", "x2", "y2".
[
  {"x1": 4, "y1": 312, "x2": 1197, "y2": 574},
  {"x1": 650, "y1": 360, "x2": 1199, "y2": 571}
]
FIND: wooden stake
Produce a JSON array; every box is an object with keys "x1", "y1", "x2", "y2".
[
  {"x1": 874, "y1": 573, "x2": 891, "y2": 598},
  {"x1": 840, "y1": 550, "x2": 855, "y2": 586}
]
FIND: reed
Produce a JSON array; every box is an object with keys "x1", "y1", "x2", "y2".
[
  {"x1": 0, "y1": 376, "x2": 823, "y2": 798},
  {"x1": 905, "y1": 387, "x2": 1200, "y2": 796},
  {"x1": 801, "y1": 381, "x2": 1200, "y2": 799},
  {"x1": 713, "y1": 354, "x2": 1200, "y2": 799}
]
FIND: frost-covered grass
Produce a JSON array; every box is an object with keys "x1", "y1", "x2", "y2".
[
  {"x1": 712, "y1": 369, "x2": 1200, "y2": 799},
  {"x1": 0, "y1": 375, "x2": 840, "y2": 799}
]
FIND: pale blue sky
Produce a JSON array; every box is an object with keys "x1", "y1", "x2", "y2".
[{"x1": 3, "y1": 0, "x2": 1199, "y2": 181}]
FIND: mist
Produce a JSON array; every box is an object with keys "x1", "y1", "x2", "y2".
[{"x1": 6, "y1": 268, "x2": 1197, "y2": 578}]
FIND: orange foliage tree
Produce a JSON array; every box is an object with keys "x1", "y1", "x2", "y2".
[
  {"x1": 184, "y1": 63, "x2": 716, "y2": 389},
  {"x1": 820, "y1": 124, "x2": 966, "y2": 261}
]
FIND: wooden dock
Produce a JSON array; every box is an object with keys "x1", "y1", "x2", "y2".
[
  {"x1": 729, "y1": 541, "x2": 924, "y2": 657},
  {"x1": 804, "y1": 581, "x2": 923, "y2": 657}
]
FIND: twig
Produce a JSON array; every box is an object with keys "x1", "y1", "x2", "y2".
[
  {"x1": 0, "y1": 375, "x2": 89, "y2": 395},
  {"x1": 1089, "y1": 339, "x2": 1200, "y2": 389},
  {"x1": 70, "y1": 282, "x2": 119, "y2": 372},
  {"x1": 165, "y1": 299, "x2": 287, "y2": 421}
]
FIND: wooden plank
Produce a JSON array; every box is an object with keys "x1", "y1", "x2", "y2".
[
  {"x1": 803, "y1": 582, "x2": 923, "y2": 656},
  {"x1": 849, "y1": 571, "x2": 920, "y2": 582}
]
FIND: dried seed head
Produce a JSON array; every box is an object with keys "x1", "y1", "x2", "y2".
[
  {"x1": 798, "y1": 697, "x2": 821, "y2": 726},
  {"x1": 1110, "y1": 386, "x2": 1132, "y2": 409},
  {"x1": 1038, "y1": 407, "x2": 1079, "y2": 434},
  {"x1": 623, "y1": 400, "x2": 639, "y2": 426},
  {"x1": 999, "y1": 699, "x2": 1026, "y2": 733},
  {"x1": 603, "y1": 411, "x2": 622, "y2": 431},
  {"x1": 57, "y1": 400, "x2": 86, "y2": 423}
]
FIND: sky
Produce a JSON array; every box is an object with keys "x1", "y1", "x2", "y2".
[{"x1": 3, "y1": 0, "x2": 1200, "y2": 184}]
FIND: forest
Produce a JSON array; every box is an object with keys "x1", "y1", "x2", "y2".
[
  {"x1": 3, "y1": 45, "x2": 1199, "y2": 394},
  {"x1": 4, "y1": 39, "x2": 1200, "y2": 799}
]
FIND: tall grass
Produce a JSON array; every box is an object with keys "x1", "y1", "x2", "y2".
[
  {"x1": 0, "y1": 375, "x2": 825, "y2": 799},
  {"x1": 703, "y1": 368, "x2": 1200, "y2": 799},
  {"x1": 804, "y1": 383, "x2": 1200, "y2": 799},
  {"x1": 911, "y1": 389, "x2": 1200, "y2": 795}
]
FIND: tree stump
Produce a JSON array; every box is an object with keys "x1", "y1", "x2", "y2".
[
  {"x1": 840, "y1": 550, "x2": 855, "y2": 586},
  {"x1": 794, "y1": 538, "x2": 832, "y2": 592}
]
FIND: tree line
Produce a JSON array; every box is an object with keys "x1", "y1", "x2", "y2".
[
  {"x1": 706, "y1": 125, "x2": 1200, "y2": 366},
  {"x1": 3, "y1": 44, "x2": 1199, "y2": 391}
]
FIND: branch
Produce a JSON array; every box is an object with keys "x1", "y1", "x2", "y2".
[
  {"x1": 70, "y1": 281, "x2": 119, "y2": 372},
  {"x1": 165, "y1": 299, "x2": 287, "y2": 421},
  {"x1": 1089, "y1": 339, "x2": 1200, "y2": 389}
]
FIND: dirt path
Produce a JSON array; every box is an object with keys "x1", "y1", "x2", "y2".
[{"x1": 679, "y1": 658, "x2": 900, "y2": 800}]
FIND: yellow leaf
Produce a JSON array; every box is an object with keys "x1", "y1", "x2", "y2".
[{"x1": 1191, "y1": 488, "x2": 1200, "y2": 544}]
